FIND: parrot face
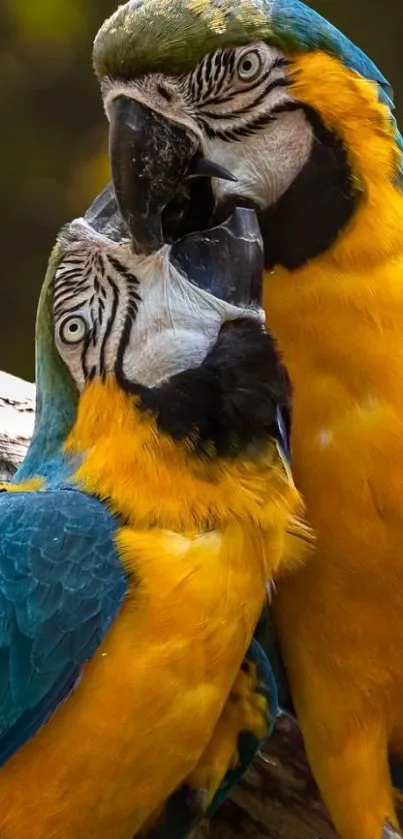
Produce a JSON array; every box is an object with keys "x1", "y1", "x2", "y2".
[
  {"x1": 100, "y1": 41, "x2": 314, "y2": 260},
  {"x1": 53, "y1": 200, "x2": 264, "y2": 392},
  {"x1": 101, "y1": 41, "x2": 312, "y2": 219},
  {"x1": 94, "y1": 0, "x2": 402, "y2": 269}
]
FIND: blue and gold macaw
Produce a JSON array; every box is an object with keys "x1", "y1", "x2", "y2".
[
  {"x1": 92, "y1": 2, "x2": 403, "y2": 837},
  {"x1": 0, "y1": 186, "x2": 307, "y2": 838}
]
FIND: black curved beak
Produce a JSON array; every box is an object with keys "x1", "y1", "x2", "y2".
[
  {"x1": 171, "y1": 207, "x2": 263, "y2": 306},
  {"x1": 109, "y1": 96, "x2": 236, "y2": 254}
]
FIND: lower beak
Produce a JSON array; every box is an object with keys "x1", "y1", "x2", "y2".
[
  {"x1": 109, "y1": 96, "x2": 236, "y2": 255},
  {"x1": 84, "y1": 184, "x2": 264, "y2": 308},
  {"x1": 171, "y1": 207, "x2": 263, "y2": 306}
]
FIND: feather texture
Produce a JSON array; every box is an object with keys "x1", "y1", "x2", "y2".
[
  {"x1": 0, "y1": 488, "x2": 125, "y2": 766},
  {"x1": 265, "y1": 47, "x2": 403, "y2": 839}
]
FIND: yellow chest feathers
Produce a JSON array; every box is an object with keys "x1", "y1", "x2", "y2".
[
  {"x1": 64, "y1": 376, "x2": 307, "y2": 575},
  {"x1": 263, "y1": 52, "x2": 403, "y2": 553}
]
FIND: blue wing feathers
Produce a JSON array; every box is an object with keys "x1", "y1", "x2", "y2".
[
  {"x1": 0, "y1": 665, "x2": 81, "y2": 768},
  {"x1": 0, "y1": 488, "x2": 127, "y2": 766}
]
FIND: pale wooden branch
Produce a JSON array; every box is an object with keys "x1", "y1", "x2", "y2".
[
  {"x1": 0, "y1": 370, "x2": 338, "y2": 838},
  {"x1": 0, "y1": 371, "x2": 35, "y2": 481}
]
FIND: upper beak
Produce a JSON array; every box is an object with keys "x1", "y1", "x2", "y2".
[{"x1": 109, "y1": 96, "x2": 236, "y2": 254}]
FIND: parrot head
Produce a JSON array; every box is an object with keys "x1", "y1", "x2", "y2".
[
  {"x1": 93, "y1": 0, "x2": 403, "y2": 269},
  {"x1": 17, "y1": 182, "x2": 265, "y2": 480},
  {"x1": 52, "y1": 187, "x2": 263, "y2": 394}
]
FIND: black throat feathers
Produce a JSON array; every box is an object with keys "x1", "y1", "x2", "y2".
[
  {"x1": 115, "y1": 319, "x2": 290, "y2": 459},
  {"x1": 260, "y1": 105, "x2": 359, "y2": 270}
]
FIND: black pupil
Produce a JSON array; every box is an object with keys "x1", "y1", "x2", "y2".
[{"x1": 69, "y1": 322, "x2": 79, "y2": 333}]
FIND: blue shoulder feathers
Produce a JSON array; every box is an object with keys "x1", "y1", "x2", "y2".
[{"x1": 0, "y1": 488, "x2": 127, "y2": 766}]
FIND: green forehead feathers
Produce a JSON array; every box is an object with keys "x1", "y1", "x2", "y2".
[
  {"x1": 93, "y1": 0, "x2": 394, "y2": 108},
  {"x1": 93, "y1": 0, "x2": 275, "y2": 78}
]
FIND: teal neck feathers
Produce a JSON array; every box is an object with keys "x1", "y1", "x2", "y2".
[{"x1": 15, "y1": 247, "x2": 79, "y2": 485}]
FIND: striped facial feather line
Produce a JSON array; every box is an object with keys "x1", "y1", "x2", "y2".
[
  {"x1": 181, "y1": 49, "x2": 293, "y2": 143},
  {"x1": 186, "y1": 48, "x2": 237, "y2": 104},
  {"x1": 198, "y1": 77, "x2": 290, "y2": 119},
  {"x1": 201, "y1": 111, "x2": 278, "y2": 142},
  {"x1": 91, "y1": 272, "x2": 119, "y2": 382},
  {"x1": 186, "y1": 54, "x2": 290, "y2": 107},
  {"x1": 100, "y1": 45, "x2": 296, "y2": 151},
  {"x1": 53, "y1": 246, "x2": 141, "y2": 387}
]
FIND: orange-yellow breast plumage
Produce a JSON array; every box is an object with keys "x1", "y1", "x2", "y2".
[
  {"x1": 0, "y1": 378, "x2": 304, "y2": 838},
  {"x1": 265, "y1": 52, "x2": 403, "y2": 838}
]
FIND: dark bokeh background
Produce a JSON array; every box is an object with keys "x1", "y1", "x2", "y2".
[{"x1": 0, "y1": 0, "x2": 401, "y2": 381}]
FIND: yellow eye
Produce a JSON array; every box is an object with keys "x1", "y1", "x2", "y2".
[
  {"x1": 236, "y1": 50, "x2": 263, "y2": 82},
  {"x1": 59, "y1": 315, "x2": 87, "y2": 344}
]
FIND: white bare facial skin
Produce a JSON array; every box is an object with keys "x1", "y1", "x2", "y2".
[{"x1": 53, "y1": 220, "x2": 264, "y2": 390}]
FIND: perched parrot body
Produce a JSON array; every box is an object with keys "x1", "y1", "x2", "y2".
[
  {"x1": 92, "y1": 1, "x2": 403, "y2": 836},
  {"x1": 0, "y1": 193, "x2": 306, "y2": 837}
]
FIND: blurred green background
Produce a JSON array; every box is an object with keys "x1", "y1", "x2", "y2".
[{"x1": 0, "y1": 0, "x2": 401, "y2": 381}]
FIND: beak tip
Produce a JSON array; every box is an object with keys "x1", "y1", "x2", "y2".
[{"x1": 186, "y1": 156, "x2": 237, "y2": 184}]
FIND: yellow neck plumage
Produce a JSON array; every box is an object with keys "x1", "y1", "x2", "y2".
[
  {"x1": 64, "y1": 376, "x2": 308, "y2": 575},
  {"x1": 265, "y1": 51, "x2": 403, "y2": 417}
]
